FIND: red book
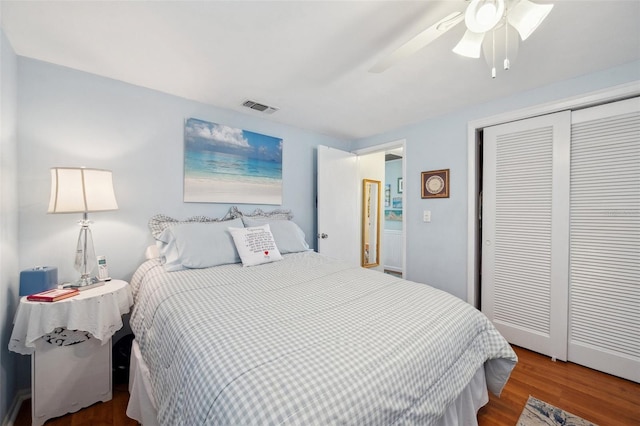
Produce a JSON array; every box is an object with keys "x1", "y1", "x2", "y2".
[{"x1": 27, "y1": 288, "x2": 79, "y2": 302}]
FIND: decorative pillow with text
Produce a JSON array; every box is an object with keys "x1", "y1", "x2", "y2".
[{"x1": 228, "y1": 224, "x2": 283, "y2": 267}]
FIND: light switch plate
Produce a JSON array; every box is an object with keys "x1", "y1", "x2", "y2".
[{"x1": 423, "y1": 210, "x2": 431, "y2": 222}]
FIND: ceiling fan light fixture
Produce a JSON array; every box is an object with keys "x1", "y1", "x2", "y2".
[
  {"x1": 370, "y1": 0, "x2": 553, "y2": 76},
  {"x1": 508, "y1": 0, "x2": 554, "y2": 41},
  {"x1": 477, "y1": 3, "x2": 498, "y2": 25},
  {"x1": 453, "y1": 30, "x2": 485, "y2": 58},
  {"x1": 465, "y1": 0, "x2": 505, "y2": 33}
]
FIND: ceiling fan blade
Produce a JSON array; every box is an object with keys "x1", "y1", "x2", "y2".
[
  {"x1": 452, "y1": 30, "x2": 485, "y2": 58},
  {"x1": 369, "y1": 11, "x2": 464, "y2": 73}
]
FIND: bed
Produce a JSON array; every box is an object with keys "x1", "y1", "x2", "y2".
[{"x1": 126, "y1": 210, "x2": 517, "y2": 425}]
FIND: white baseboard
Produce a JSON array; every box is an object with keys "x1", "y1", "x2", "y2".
[{"x1": 2, "y1": 388, "x2": 30, "y2": 426}]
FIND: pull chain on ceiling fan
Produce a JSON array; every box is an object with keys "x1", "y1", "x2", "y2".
[{"x1": 369, "y1": 0, "x2": 554, "y2": 78}]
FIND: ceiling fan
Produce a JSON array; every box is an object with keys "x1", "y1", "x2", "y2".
[{"x1": 369, "y1": 0, "x2": 554, "y2": 77}]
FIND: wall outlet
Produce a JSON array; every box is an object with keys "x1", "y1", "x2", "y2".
[{"x1": 423, "y1": 210, "x2": 431, "y2": 222}]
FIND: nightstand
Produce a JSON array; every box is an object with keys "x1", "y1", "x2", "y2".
[{"x1": 9, "y1": 279, "x2": 133, "y2": 426}]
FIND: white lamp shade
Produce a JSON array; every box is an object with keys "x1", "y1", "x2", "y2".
[
  {"x1": 48, "y1": 167, "x2": 118, "y2": 213},
  {"x1": 508, "y1": 0, "x2": 554, "y2": 41}
]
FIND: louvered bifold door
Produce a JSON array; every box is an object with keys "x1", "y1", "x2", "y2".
[
  {"x1": 568, "y1": 97, "x2": 640, "y2": 383},
  {"x1": 482, "y1": 111, "x2": 571, "y2": 361}
]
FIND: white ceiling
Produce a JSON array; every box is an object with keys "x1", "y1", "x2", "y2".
[{"x1": 1, "y1": 1, "x2": 639, "y2": 140}]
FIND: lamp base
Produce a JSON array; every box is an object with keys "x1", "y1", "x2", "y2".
[{"x1": 70, "y1": 276, "x2": 105, "y2": 291}]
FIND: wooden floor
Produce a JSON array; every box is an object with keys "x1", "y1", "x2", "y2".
[
  {"x1": 14, "y1": 383, "x2": 137, "y2": 426},
  {"x1": 14, "y1": 346, "x2": 640, "y2": 426},
  {"x1": 477, "y1": 346, "x2": 640, "y2": 425}
]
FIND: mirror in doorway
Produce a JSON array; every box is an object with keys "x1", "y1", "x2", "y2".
[{"x1": 362, "y1": 179, "x2": 381, "y2": 268}]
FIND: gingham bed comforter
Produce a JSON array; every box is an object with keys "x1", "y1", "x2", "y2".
[{"x1": 130, "y1": 251, "x2": 516, "y2": 425}]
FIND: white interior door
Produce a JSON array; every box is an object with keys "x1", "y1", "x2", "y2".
[
  {"x1": 482, "y1": 111, "x2": 571, "y2": 361},
  {"x1": 568, "y1": 97, "x2": 640, "y2": 382},
  {"x1": 317, "y1": 145, "x2": 359, "y2": 266}
]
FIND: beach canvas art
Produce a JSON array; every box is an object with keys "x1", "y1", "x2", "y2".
[{"x1": 184, "y1": 118, "x2": 283, "y2": 204}]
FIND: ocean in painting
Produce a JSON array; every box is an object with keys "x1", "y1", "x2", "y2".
[
  {"x1": 184, "y1": 118, "x2": 283, "y2": 204},
  {"x1": 185, "y1": 149, "x2": 282, "y2": 185}
]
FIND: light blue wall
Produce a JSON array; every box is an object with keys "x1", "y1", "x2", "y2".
[
  {"x1": 5, "y1": 57, "x2": 347, "y2": 408},
  {"x1": 0, "y1": 28, "x2": 22, "y2": 422},
  {"x1": 352, "y1": 60, "x2": 640, "y2": 300},
  {"x1": 384, "y1": 159, "x2": 402, "y2": 231},
  {"x1": 17, "y1": 58, "x2": 348, "y2": 286}
]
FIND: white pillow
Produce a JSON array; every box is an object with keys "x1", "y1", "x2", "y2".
[
  {"x1": 228, "y1": 224, "x2": 283, "y2": 267},
  {"x1": 242, "y1": 218, "x2": 310, "y2": 254},
  {"x1": 158, "y1": 218, "x2": 244, "y2": 271},
  {"x1": 145, "y1": 245, "x2": 161, "y2": 260}
]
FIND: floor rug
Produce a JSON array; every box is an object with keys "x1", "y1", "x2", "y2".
[{"x1": 517, "y1": 396, "x2": 597, "y2": 426}]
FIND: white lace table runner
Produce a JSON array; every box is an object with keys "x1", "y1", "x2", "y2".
[{"x1": 9, "y1": 280, "x2": 133, "y2": 355}]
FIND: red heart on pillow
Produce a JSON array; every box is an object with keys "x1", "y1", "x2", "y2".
[{"x1": 264, "y1": 251, "x2": 269, "y2": 255}]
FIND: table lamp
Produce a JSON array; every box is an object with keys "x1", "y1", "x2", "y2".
[{"x1": 47, "y1": 167, "x2": 118, "y2": 287}]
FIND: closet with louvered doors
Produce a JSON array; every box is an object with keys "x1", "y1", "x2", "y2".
[{"x1": 481, "y1": 97, "x2": 639, "y2": 383}]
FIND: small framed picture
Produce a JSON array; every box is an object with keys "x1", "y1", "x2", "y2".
[
  {"x1": 397, "y1": 177, "x2": 403, "y2": 194},
  {"x1": 421, "y1": 169, "x2": 449, "y2": 199}
]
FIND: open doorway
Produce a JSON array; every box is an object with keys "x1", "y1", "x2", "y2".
[{"x1": 355, "y1": 140, "x2": 406, "y2": 278}]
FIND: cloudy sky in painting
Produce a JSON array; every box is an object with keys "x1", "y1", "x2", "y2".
[{"x1": 185, "y1": 117, "x2": 282, "y2": 161}]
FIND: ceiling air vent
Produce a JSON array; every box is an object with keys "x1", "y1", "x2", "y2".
[{"x1": 242, "y1": 100, "x2": 279, "y2": 114}]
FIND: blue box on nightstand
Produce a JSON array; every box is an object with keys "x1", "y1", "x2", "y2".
[{"x1": 19, "y1": 266, "x2": 58, "y2": 296}]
